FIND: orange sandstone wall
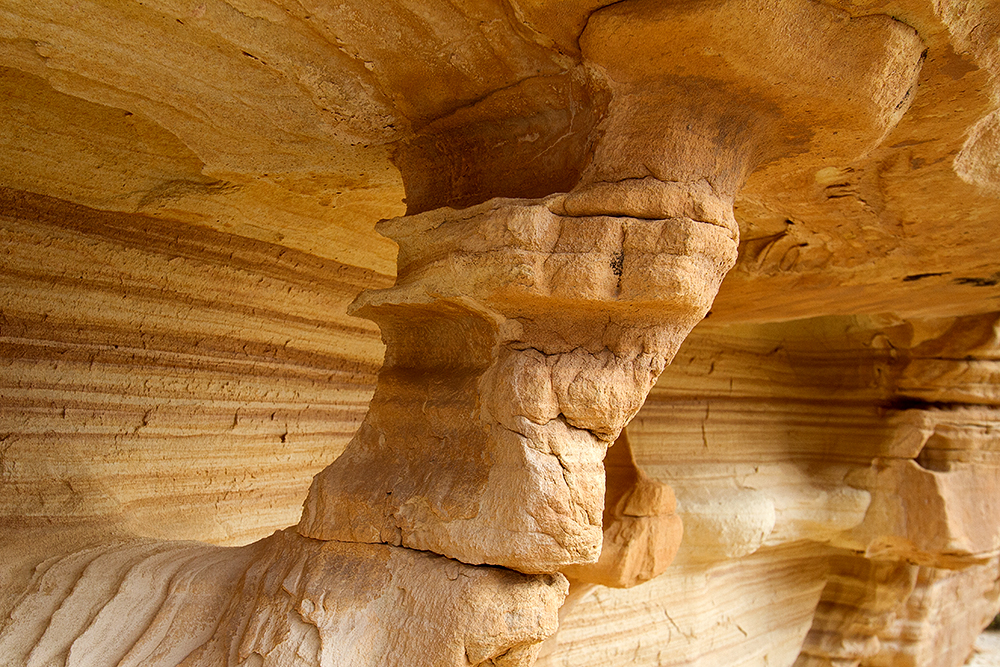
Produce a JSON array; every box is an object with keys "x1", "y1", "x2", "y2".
[{"x1": 0, "y1": 188, "x2": 387, "y2": 545}]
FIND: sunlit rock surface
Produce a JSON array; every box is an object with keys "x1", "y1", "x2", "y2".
[{"x1": 2, "y1": 0, "x2": 1000, "y2": 665}]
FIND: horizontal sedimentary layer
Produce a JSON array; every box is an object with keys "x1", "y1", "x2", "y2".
[
  {"x1": 537, "y1": 543, "x2": 830, "y2": 667},
  {"x1": 0, "y1": 189, "x2": 387, "y2": 545},
  {"x1": 0, "y1": 528, "x2": 568, "y2": 667}
]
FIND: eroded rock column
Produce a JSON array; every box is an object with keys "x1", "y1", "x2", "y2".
[
  {"x1": 299, "y1": 0, "x2": 924, "y2": 581},
  {"x1": 298, "y1": 179, "x2": 738, "y2": 572}
]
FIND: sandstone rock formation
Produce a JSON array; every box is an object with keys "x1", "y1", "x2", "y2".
[
  {"x1": 540, "y1": 314, "x2": 1000, "y2": 667},
  {"x1": 0, "y1": 528, "x2": 566, "y2": 666},
  {"x1": 2, "y1": 0, "x2": 1000, "y2": 666}
]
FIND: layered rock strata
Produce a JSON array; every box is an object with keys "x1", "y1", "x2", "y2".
[
  {"x1": 538, "y1": 313, "x2": 1000, "y2": 667},
  {"x1": 0, "y1": 138, "x2": 741, "y2": 666},
  {"x1": 0, "y1": 188, "x2": 387, "y2": 546},
  {"x1": 0, "y1": 529, "x2": 566, "y2": 667},
  {"x1": 1, "y1": 0, "x2": 999, "y2": 666}
]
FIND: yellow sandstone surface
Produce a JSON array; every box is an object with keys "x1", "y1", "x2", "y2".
[{"x1": 2, "y1": 0, "x2": 1000, "y2": 666}]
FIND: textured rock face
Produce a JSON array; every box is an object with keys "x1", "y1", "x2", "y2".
[
  {"x1": 297, "y1": 190, "x2": 736, "y2": 572},
  {"x1": 2, "y1": 0, "x2": 1000, "y2": 666},
  {"x1": 536, "y1": 314, "x2": 1000, "y2": 667},
  {"x1": 0, "y1": 528, "x2": 566, "y2": 667}
]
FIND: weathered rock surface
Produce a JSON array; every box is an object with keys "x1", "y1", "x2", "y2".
[
  {"x1": 566, "y1": 312, "x2": 1000, "y2": 667},
  {"x1": 0, "y1": 188, "x2": 386, "y2": 546},
  {"x1": 0, "y1": 527, "x2": 566, "y2": 667},
  {"x1": 297, "y1": 188, "x2": 736, "y2": 572},
  {"x1": 2, "y1": 0, "x2": 1000, "y2": 665},
  {"x1": 560, "y1": 431, "x2": 683, "y2": 589}
]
